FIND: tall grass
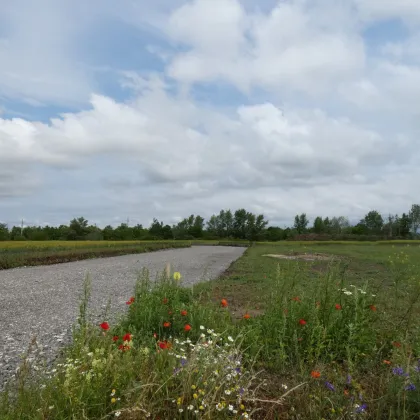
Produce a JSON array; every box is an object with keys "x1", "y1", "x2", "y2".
[{"x1": 1, "y1": 250, "x2": 419, "y2": 419}]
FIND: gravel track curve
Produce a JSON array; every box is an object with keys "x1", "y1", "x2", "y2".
[{"x1": 0, "y1": 245, "x2": 245, "y2": 389}]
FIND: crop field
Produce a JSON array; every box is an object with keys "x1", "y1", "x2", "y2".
[
  {"x1": 0, "y1": 240, "x2": 192, "y2": 269},
  {"x1": 1, "y1": 242, "x2": 420, "y2": 419}
]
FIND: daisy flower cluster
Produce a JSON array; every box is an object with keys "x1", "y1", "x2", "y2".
[{"x1": 167, "y1": 326, "x2": 254, "y2": 418}]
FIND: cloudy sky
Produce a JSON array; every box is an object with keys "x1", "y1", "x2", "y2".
[{"x1": 1, "y1": 0, "x2": 419, "y2": 228}]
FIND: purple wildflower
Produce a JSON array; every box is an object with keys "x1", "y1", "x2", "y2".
[
  {"x1": 392, "y1": 367, "x2": 405, "y2": 376},
  {"x1": 347, "y1": 374, "x2": 352, "y2": 385},
  {"x1": 235, "y1": 367, "x2": 241, "y2": 373},
  {"x1": 180, "y1": 358, "x2": 187, "y2": 367},
  {"x1": 355, "y1": 404, "x2": 367, "y2": 413},
  {"x1": 325, "y1": 381, "x2": 336, "y2": 392},
  {"x1": 405, "y1": 383, "x2": 416, "y2": 391}
]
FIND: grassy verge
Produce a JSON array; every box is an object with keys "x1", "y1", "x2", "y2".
[
  {"x1": 0, "y1": 241, "x2": 192, "y2": 269},
  {"x1": 1, "y1": 243, "x2": 419, "y2": 419}
]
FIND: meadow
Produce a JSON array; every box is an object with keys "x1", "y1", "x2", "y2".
[
  {"x1": 0, "y1": 241, "x2": 192, "y2": 269},
  {"x1": 1, "y1": 242, "x2": 419, "y2": 419}
]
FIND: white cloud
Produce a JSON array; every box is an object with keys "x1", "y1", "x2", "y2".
[
  {"x1": 0, "y1": 76, "x2": 417, "y2": 225},
  {"x1": 165, "y1": 0, "x2": 365, "y2": 94},
  {"x1": 1, "y1": 0, "x2": 420, "y2": 226},
  {"x1": 353, "y1": 0, "x2": 420, "y2": 23},
  {"x1": 0, "y1": 0, "x2": 94, "y2": 105}
]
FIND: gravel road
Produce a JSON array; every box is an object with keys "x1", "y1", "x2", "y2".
[{"x1": 0, "y1": 245, "x2": 245, "y2": 389}]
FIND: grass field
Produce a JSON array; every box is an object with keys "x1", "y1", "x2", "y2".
[
  {"x1": 1, "y1": 242, "x2": 419, "y2": 419},
  {"x1": 0, "y1": 240, "x2": 192, "y2": 269}
]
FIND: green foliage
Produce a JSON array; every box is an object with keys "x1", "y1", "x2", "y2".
[
  {"x1": 293, "y1": 213, "x2": 309, "y2": 234},
  {"x1": 2, "y1": 243, "x2": 420, "y2": 418},
  {"x1": 409, "y1": 204, "x2": 420, "y2": 236}
]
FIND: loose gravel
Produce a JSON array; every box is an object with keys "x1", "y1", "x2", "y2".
[{"x1": 0, "y1": 245, "x2": 245, "y2": 389}]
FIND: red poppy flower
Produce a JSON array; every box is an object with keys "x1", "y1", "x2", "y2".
[
  {"x1": 298, "y1": 319, "x2": 307, "y2": 326},
  {"x1": 162, "y1": 298, "x2": 168, "y2": 304},
  {"x1": 184, "y1": 324, "x2": 192, "y2": 332},
  {"x1": 163, "y1": 322, "x2": 171, "y2": 328},
  {"x1": 123, "y1": 333, "x2": 132, "y2": 342},
  {"x1": 221, "y1": 299, "x2": 228, "y2": 308},
  {"x1": 180, "y1": 310, "x2": 188, "y2": 316},
  {"x1": 100, "y1": 322, "x2": 110, "y2": 331},
  {"x1": 369, "y1": 305, "x2": 377, "y2": 311},
  {"x1": 153, "y1": 332, "x2": 157, "y2": 339},
  {"x1": 335, "y1": 304, "x2": 342, "y2": 310},
  {"x1": 158, "y1": 341, "x2": 168, "y2": 349},
  {"x1": 126, "y1": 296, "x2": 135, "y2": 305},
  {"x1": 118, "y1": 344, "x2": 130, "y2": 352},
  {"x1": 243, "y1": 313, "x2": 251, "y2": 319},
  {"x1": 292, "y1": 297, "x2": 301, "y2": 302},
  {"x1": 112, "y1": 336, "x2": 119, "y2": 342},
  {"x1": 392, "y1": 341, "x2": 401, "y2": 348},
  {"x1": 311, "y1": 371, "x2": 321, "y2": 378},
  {"x1": 383, "y1": 360, "x2": 391, "y2": 365}
]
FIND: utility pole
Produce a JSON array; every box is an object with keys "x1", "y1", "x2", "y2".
[{"x1": 20, "y1": 219, "x2": 24, "y2": 236}]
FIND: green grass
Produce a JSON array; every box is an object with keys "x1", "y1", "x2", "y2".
[
  {"x1": 0, "y1": 241, "x2": 192, "y2": 269},
  {"x1": 1, "y1": 242, "x2": 420, "y2": 419}
]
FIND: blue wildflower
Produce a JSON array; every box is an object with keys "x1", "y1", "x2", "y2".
[
  {"x1": 325, "y1": 381, "x2": 336, "y2": 392},
  {"x1": 392, "y1": 367, "x2": 405, "y2": 376},
  {"x1": 180, "y1": 358, "x2": 187, "y2": 367},
  {"x1": 405, "y1": 383, "x2": 416, "y2": 391},
  {"x1": 355, "y1": 404, "x2": 367, "y2": 413}
]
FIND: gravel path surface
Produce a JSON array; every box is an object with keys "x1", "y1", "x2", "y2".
[{"x1": 0, "y1": 245, "x2": 245, "y2": 389}]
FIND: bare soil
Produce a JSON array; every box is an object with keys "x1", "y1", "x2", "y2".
[{"x1": 262, "y1": 253, "x2": 336, "y2": 261}]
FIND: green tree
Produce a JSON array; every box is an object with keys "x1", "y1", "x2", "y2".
[
  {"x1": 69, "y1": 217, "x2": 90, "y2": 240},
  {"x1": 363, "y1": 210, "x2": 384, "y2": 234},
  {"x1": 409, "y1": 204, "x2": 420, "y2": 236},
  {"x1": 233, "y1": 209, "x2": 248, "y2": 239},
  {"x1": 0, "y1": 223, "x2": 9, "y2": 241},
  {"x1": 294, "y1": 213, "x2": 309, "y2": 234},
  {"x1": 313, "y1": 217, "x2": 324, "y2": 234},
  {"x1": 399, "y1": 213, "x2": 411, "y2": 238}
]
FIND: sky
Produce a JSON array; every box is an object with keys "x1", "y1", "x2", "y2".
[{"x1": 0, "y1": 0, "x2": 419, "y2": 228}]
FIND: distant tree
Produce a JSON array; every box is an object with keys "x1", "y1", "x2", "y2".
[
  {"x1": 161, "y1": 224, "x2": 173, "y2": 240},
  {"x1": 294, "y1": 213, "x2": 309, "y2": 234},
  {"x1": 233, "y1": 209, "x2": 248, "y2": 239},
  {"x1": 385, "y1": 214, "x2": 395, "y2": 238},
  {"x1": 323, "y1": 217, "x2": 331, "y2": 233},
  {"x1": 330, "y1": 216, "x2": 350, "y2": 234},
  {"x1": 102, "y1": 225, "x2": 116, "y2": 240},
  {"x1": 363, "y1": 210, "x2": 384, "y2": 234},
  {"x1": 409, "y1": 204, "x2": 420, "y2": 236},
  {"x1": 265, "y1": 226, "x2": 285, "y2": 241},
  {"x1": 399, "y1": 213, "x2": 411, "y2": 238},
  {"x1": 132, "y1": 224, "x2": 146, "y2": 240},
  {"x1": 313, "y1": 217, "x2": 324, "y2": 234},
  {"x1": 69, "y1": 217, "x2": 90, "y2": 240},
  {"x1": 149, "y1": 218, "x2": 165, "y2": 239},
  {"x1": 0, "y1": 223, "x2": 9, "y2": 241}
]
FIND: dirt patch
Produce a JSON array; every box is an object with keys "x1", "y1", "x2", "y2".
[{"x1": 263, "y1": 253, "x2": 335, "y2": 261}]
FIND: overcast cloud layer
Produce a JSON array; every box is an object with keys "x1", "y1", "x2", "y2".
[{"x1": 0, "y1": 0, "x2": 419, "y2": 228}]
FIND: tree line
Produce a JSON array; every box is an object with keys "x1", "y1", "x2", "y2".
[{"x1": 0, "y1": 205, "x2": 419, "y2": 241}]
